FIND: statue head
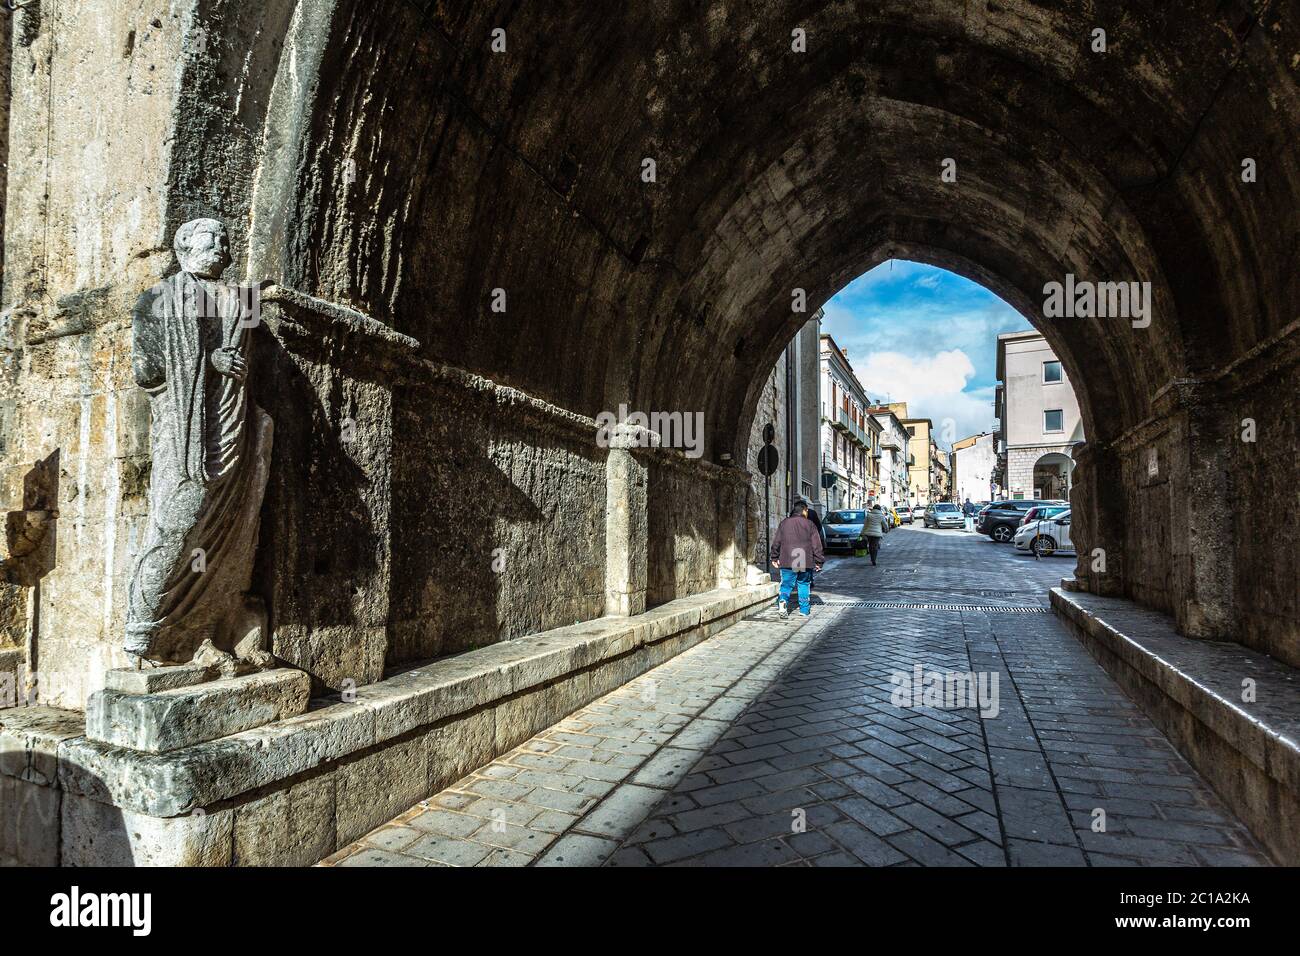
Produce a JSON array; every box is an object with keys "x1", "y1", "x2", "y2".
[{"x1": 174, "y1": 218, "x2": 230, "y2": 279}]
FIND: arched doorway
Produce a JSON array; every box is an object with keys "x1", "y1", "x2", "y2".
[{"x1": 1033, "y1": 452, "x2": 1075, "y2": 502}]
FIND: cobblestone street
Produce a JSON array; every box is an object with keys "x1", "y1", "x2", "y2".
[{"x1": 324, "y1": 529, "x2": 1269, "y2": 867}]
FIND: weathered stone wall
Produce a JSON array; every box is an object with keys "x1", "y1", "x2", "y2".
[
  {"x1": 0, "y1": 3, "x2": 193, "y2": 708},
  {"x1": 247, "y1": 289, "x2": 614, "y2": 689},
  {"x1": 1115, "y1": 432, "x2": 1177, "y2": 621},
  {"x1": 0, "y1": 1, "x2": 15, "y2": 676},
  {"x1": 646, "y1": 461, "x2": 722, "y2": 608},
  {"x1": 1232, "y1": 361, "x2": 1300, "y2": 666},
  {"x1": 386, "y1": 383, "x2": 607, "y2": 668}
]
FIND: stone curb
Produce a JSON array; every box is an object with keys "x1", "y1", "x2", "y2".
[
  {"x1": 1, "y1": 583, "x2": 777, "y2": 865},
  {"x1": 1051, "y1": 586, "x2": 1300, "y2": 864}
]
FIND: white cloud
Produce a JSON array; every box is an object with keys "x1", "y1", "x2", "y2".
[
  {"x1": 852, "y1": 350, "x2": 998, "y2": 449},
  {"x1": 858, "y1": 349, "x2": 973, "y2": 400},
  {"x1": 818, "y1": 261, "x2": 1023, "y2": 449}
]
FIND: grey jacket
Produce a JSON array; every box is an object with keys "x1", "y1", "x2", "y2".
[{"x1": 862, "y1": 511, "x2": 887, "y2": 537}]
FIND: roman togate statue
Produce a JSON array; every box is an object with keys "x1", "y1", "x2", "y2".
[{"x1": 123, "y1": 218, "x2": 274, "y2": 671}]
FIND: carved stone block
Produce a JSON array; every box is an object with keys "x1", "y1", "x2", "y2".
[{"x1": 85, "y1": 669, "x2": 310, "y2": 754}]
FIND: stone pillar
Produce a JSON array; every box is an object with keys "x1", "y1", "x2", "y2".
[
  {"x1": 714, "y1": 480, "x2": 750, "y2": 589},
  {"x1": 1069, "y1": 441, "x2": 1126, "y2": 597},
  {"x1": 604, "y1": 426, "x2": 648, "y2": 617},
  {"x1": 1167, "y1": 383, "x2": 1237, "y2": 639}
]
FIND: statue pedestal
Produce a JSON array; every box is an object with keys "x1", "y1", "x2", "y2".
[
  {"x1": 104, "y1": 663, "x2": 215, "y2": 695},
  {"x1": 86, "y1": 668, "x2": 310, "y2": 754}
]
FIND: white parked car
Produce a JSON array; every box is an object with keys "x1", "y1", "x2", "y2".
[{"x1": 1014, "y1": 509, "x2": 1075, "y2": 556}]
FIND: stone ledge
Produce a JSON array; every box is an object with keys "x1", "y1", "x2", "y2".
[
  {"x1": 260, "y1": 284, "x2": 421, "y2": 357},
  {"x1": 0, "y1": 707, "x2": 84, "y2": 786},
  {"x1": 1051, "y1": 586, "x2": 1300, "y2": 864},
  {"x1": 86, "y1": 669, "x2": 312, "y2": 754},
  {"x1": 2, "y1": 583, "x2": 777, "y2": 822}
]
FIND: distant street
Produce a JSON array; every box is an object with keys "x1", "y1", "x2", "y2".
[{"x1": 325, "y1": 528, "x2": 1267, "y2": 867}]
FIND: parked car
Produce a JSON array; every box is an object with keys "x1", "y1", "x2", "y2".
[
  {"x1": 924, "y1": 502, "x2": 965, "y2": 529},
  {"x1": 1019, "y1": 504, "x2": 1070, "y2": 526},
  {"x1": 910, "y1": 505, "x2": 926, "y2": 522},
  {"x1": 1014, "y1": 508, "x2": 1075, "y2": 555},
  {"x1": 898, "y1": 506, "x2": 912, "y2": 525},
  {"x1": 976, "y1": 499, "x2": 1067, "y2": 543},
  {"x1": 823, "y1": 509, "x2": 868, "y2": 552}
]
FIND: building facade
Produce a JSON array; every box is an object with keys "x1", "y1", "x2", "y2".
[
  {"x1": 933, "y1": 449, "x2": 952, "y2": 502},
  {"x1": 889, "y1": 403, "x2": 937, "y2": 509},
  {"x1": 869, "y1": 407, "x2": 912, "y2": 512},
  {"x1": 952, "y1": 432, "x2": 998, "y2": 505},
  {"x1": 819, "y1": 335, "x2": 876, "y2": 513},
  {"x1": 747, "y1": 312, "x2": 823, "y2": 557},
  {"x1": 994, "y1": 330, "x2": 1085, "y2": 500}
]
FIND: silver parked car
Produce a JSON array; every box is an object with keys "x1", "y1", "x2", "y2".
[{"x1": 924, "y1": 502, "x2": 965, "y2": 529}]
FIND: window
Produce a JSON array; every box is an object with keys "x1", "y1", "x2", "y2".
[
  {"x1": 906, "y1": 426, "x2": 915, "y2": 437},
  {"x1": 1044, "y1": 409, "x2": 1064, "y2": 432},
  {"x1": 1043, "y1": 360, "x2": 1063, "y2": 383}
]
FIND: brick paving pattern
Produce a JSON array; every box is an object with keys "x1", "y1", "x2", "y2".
[{"x1": 323, "y1": 528, "x2": 1268, "y2": 867}]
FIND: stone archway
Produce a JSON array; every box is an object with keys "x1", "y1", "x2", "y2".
[
  {"x1": 2, "y1": 0, "x2": 1298, "y2": 869},
  {"x1": 3, "y1": 0, "x2": 1297, "y2": 707},
  {"x1": 244, "y1": 0, "x2": 1299, "y2": 661}
]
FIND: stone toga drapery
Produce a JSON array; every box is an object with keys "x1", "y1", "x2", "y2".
[{"x1": 124, "y1": 263, "x2": 273, "y2": 663}]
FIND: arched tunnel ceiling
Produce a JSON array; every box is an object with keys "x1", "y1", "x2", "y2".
[{"x1": 279, "y1": 0, "x2": 1298, "y2": 459}]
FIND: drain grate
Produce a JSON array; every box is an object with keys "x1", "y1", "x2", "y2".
[{"x1": 819, "y1": 601, "x2": 1049, "y2": 613}]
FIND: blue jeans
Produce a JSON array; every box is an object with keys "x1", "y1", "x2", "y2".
[{"x1": 778, "y1": 568, "x2": 813, "y2": 615}]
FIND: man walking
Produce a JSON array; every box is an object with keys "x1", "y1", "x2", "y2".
[
  {"x1": 798, "y1": 496, "x2": 824, "y2": 593},
  {"x1": 863, "y1": 503, "x2": 887, "y2": 566},
  {"x1": 770, "y1": 500, "x2": 824, "y2": 619}
]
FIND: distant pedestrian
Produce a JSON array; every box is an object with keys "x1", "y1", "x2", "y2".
[
  {"x1": 862, "y1": 504, "x2": 887, "y2": 565},
  {"x1": 770, "y1": 500, "x2": 824, "y2": 618}
]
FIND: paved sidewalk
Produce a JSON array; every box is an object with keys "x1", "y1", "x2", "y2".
[{"x1": 323, "y1": 529, "x2": 1268, "y2": 867}]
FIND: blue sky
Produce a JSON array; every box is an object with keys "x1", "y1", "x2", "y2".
[{"x1": 820, "y1": 260, "x2": 1032, "y2": 449}]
